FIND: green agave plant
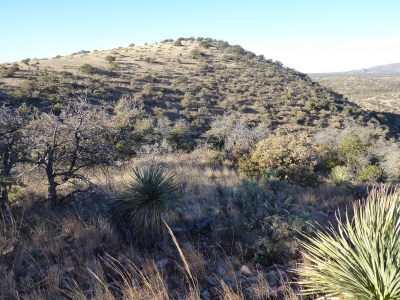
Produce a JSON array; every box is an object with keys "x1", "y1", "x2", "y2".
[
  {"x1": 297, "y1": 185, "x2": 400, "y2": 300},
  {"x1": 107, "y1": 165, "x2": 180, "y2": 248}
]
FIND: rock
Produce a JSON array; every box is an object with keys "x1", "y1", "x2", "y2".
[
  {"x1": 54, "y1": 235, "x2": 63, "y2": 242},
  {"x1": 240, "y1": 265, "x2": 253, "y2": 277},
  {"x1": 216, "y1": 266, "x2": 226, "y2": 277}
]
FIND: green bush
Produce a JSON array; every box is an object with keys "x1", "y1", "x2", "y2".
[
  {"x1": 79, "y1": 64, "x2": 99, "y2": 74},
  {"x1": 297, "y1": 185, "x2": 400, "y2": 299},
  {"x1": 238, "y1": 133, "x2": 325, "y2": 186},
  {"x1": 8, "y1": 186, "x2": 28, "y2": 203},
  {"x1": 216, "y1": 170, "x2": 308, "y2": 264},
  {"x1": 200, "y1": 41, "x2": 210, "y2": 49},
  {"x1": 358, "y1": 165, "x2": 383, "y2": 182},
  {"x1": 105, "y1": 55, "x2": 116, "y2": 63},
  {"x1": 107, "y1": 165, "x2": 180, "y2": 248},
  {"x1": 174, "y1": 39, "x2": 182, "y2": 46}
]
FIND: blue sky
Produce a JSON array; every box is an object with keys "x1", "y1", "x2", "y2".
[{"x1": 1, "y1": 0, "x2": 399, "y2": 73}]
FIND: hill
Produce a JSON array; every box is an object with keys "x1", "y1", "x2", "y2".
[
  {"x1": 0, "y1": 37, "x2": 382, "y2": 142},
  {"x1": 310, "y1": 63, "x2": 400, "y2": 77},
  {"x1": 310, "y1": 63, "x2": 400, "y2": 115}
]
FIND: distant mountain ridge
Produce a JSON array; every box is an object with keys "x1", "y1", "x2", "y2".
[{"x1": 311, "y1": 63, "x2": 400, "y2": 77}]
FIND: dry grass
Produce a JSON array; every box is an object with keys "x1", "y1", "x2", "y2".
[{"x1": 0, "y1": 152, "x2": 367, "y2": 299}]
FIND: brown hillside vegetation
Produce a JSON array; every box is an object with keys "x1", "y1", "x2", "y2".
[{"x1": 1, "y1": 38, "x2": 400, "y2": 299}]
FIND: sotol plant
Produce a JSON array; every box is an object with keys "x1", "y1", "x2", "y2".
[
  {"x1": 297, "y1": 185, "x2": 400, "y2": 299},
  {"x1": 108, "y1": 165, "x2": 180, "y2": 248}
]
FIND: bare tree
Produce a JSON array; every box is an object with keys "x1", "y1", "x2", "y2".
[
  {"x1": 27, "y1": 97, "x2": 114, "y2": 204},
  {"x1": 0, "y1": 105, "x2": 30, "y2": 209}
]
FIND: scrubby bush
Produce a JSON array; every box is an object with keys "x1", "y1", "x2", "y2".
[
  {"x1": 203, "y1": 149, "x2": 225, "y2": 165},
  {"x1": 297, "y1": 185, "x2": 400, "y2": 299},
  {"x1": 216, "y1": 170, "x2": 309, "y2": 264},
  {"x1": 239, "y1": 133, "x2": 325, "y2": 186},
  {"x1": 105, "y1": 55, "x2": 116, "y2": 63},
  {"x1": 358, "y1": 165, "x2": 383, "y2": 182},
  {"x1": 174, "y1": 39, "x2": 182, "y2": 47},
  {"x1": 79, "y1": 64, "x2": 99, "y2": 74},
  {"x1": 200, "y1": 41, "x2": 210, "y2": 49},
  {"x1": 107, "y1": 165, "x2": 180, "y2": 248}
]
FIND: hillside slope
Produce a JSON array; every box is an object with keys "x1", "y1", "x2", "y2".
[{"x1": 1, "y1": 38, "x2": 379, "y2": 142}]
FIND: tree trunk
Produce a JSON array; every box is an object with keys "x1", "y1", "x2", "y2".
[{"x1": 1, "y1": 186, "x2": 9, "y2": 210}]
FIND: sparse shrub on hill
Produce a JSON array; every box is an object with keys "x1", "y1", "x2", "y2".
[
  {"x1": 358, "y1": 165, "x2": 384, "y2": 182},
  {"x1": 297, "y1": 185, "x2": 400, "y2": 299},
  {"x1": 239, "y1": 132, "x2": 325, "y2": 186},
  {"x1": 105, "y1": 55, "x2": 116, "y2": 63},
  {"x1": 107, "y1": 165, "x2": 180, "y2": 248},
  {"x1": 199, "y1": 41, "x2": 210, "y2": 49},
  {"x1": 174, "y1": 39, "x2": 183, "y2": 47},
  {"x1": 79, "y1": 63, "x2": 99, "y2": 74},
  {"x1": 166, "y1": 121, "x2": 194, "y2": 151}
]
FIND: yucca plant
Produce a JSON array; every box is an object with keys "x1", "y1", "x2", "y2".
[
  {"x1": 330, "y1": 165, "x2": 353, "y2": 186},
  {"x1": 107, "y1": 165, "x2": 180, "y2": 248},
  {"x1": 297, "y1": 185, "x2": 400, "y2": 299}
]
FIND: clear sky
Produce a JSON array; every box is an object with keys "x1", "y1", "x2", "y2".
[{"x1": 1, "y1": 0, "x2": 399, "y2": 73}]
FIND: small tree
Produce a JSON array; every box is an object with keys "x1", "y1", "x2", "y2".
[
  {"x1": 0, "y1": 105, "x2": 30, "y2": 209},
  {"x1": 27, "y1": 97, "x2": 113, "y2": 203}
]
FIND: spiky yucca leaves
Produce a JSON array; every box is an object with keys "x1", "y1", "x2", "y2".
[
  {"x1": 330, "y1": 165, "x2": 353, "y2": 186},
  {"x1": 297, "y1": 185, "x2": 400, "y2": 299},
  {"x1": 108, "y1": 165, "x2": 180, "y2": 248}
]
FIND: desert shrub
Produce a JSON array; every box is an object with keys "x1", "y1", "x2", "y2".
[
  {"x1": 181, "y1": 93, "x2": 192, "y2": 109},
  {"x1": 238, "y1": 132, "x2": 325, "y2": 186},
  {"x1": 297, "y1": 185, "x2": 400, "y2": 299},
  {"x1": 143, "y1": 57, "x2": 154, "y2": 64},
  {"x1": 358, "y1": 165, "x2": 383, "y2": 182},
  {"x1": 52, "y1": 103, "x2": 62, "y2": 114},
  {"x1": 216, "y1": 170, "x2": 308, "y2": 264},
  {"x1": 174, "y1": 39, "x2": 182, "y2": 46},
  {"x1": 79, "y1": 64, "x2": 99, "y2": 74},
  {"x1": 107, "y1": 165, "x2": 180, "y2": 248},
  {"x1": 8, "y1": 186, "x2": 27, "y2": 203},
  {"x1": 166, "y1": 125, "x2": 194, "y2": 151},
  {"x1": 199, "y1": 41, "x2": 210, "y2": 49},
  {"x1": 105, "y1": 55, "x2": 116, "y2": 63},
  {"x1": 203, "y1": 149, "x2": 225, "y2": 165}
]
